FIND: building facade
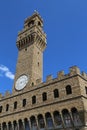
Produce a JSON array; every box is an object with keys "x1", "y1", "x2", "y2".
[{"x1": 0, "y1": 12, "x2": 87, "y2": 130}]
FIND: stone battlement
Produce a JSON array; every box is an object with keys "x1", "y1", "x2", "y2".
[
  {"x1": 0, "y1": 66, "x2": 87, "y2": 100},
  {"x1": 0, "y1": 91, "x2": 11, "y2": 100},
  {"x1": 36, "y1": 66, "x2": 87, "y2": 86},
  {"x1": 46, "y1": 66, "x2": 87, "y2": 81}
]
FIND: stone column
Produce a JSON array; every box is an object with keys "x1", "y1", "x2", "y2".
[
  {"x1": 35, "y1": 116, "x2": 39, "y2": 130},
  {"x1": 69, "y1": 112, "x2": 74, "y2": 127},
  {"x1": 17, "y1": 121, "x2": 19, "y2": 130},
  {"x1": 11, "y1": 123, "x2": 14, "y2": 130},
  {"x1": 51, "y1": 113, "x2": 55, "y2": 128},
  {"x1": 28, "y1": 119, "x2": 31, "y2": 130},
  {"x1": 22, "y1": 120, "x2": 25, "y2": 130},
  {"x1": 60, "y1": 112, "x2": 65, "y2": 129},
  {"x1": 43, "y1": 114, "x2": 47, "y2": 130},
  {"x1": 6, "y1": 123, "x2": 8, "y2": 130},
  {"x1": 1, "y1": 124, "x2": 3, "y2": 130}
]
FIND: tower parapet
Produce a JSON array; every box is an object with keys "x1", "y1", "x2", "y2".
[
  {"x1": 69, "y1": 66, "x2": 80, "y2": 75},
  {"x1": 5, "y1": 91, "x2": 11, "y2": 97},
  {"x1": 44, "y1": 66, "x2": 87, "y2": 85},
  {"x1": 1, "y1": 65, "x2": 87, "y2": 99},
  {"x1": 46, "y1": 75, "x2": 53, "y2": 82},
  {"x1": 16, "y1": 12, "x2": 46, "y2": 51}
]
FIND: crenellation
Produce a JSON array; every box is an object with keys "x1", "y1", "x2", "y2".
[
  {"x1": 39, "y1": 66, "x2": 87, "y2": 84},
  {"x1": 69, "y1": 66, "x2": 80, "y2": 75},
  {"x1": 81, "y1": 71, "x2": 87, "y2": 79},
  {"x1": 36, "y1": 78, "x2": 42, "y2": 85},
  {"x1": 5, "y1": 91, "x2": 11, "y2": 97},
  {"x1": 57, "y1": 71, "x2": 64, "y2": 79},
  {"x1": 46, "y1": 75, "x2": 53, "y2": 82},
  {"x1": 35, "y1": 66, "x2": 87, "y2": 85}
]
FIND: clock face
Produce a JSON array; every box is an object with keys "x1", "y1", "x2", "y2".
[{"x1": 15, "y1": 75, "x2": 29, "y2": 90}]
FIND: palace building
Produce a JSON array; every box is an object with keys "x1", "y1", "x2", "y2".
[{"x1": 0, "y1": 12, "x2": 87, "y2": 130}]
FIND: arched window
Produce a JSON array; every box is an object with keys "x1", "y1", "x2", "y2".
[
  {"x1": 6, "y1": 104, "x2": 9, "y2": 111},
  {"x1": 23, "y1": 99, "x2": 26, "y2": 107},
  {"x1": 38, "y1": 114, "x2": 45, "y2": 129},
  {"x1": 24, "y1": 118, "x2": 30, "y2": 130},
  {"x1": 14, "y1": 101, "x2": 17, "y2": 109},
  {"x1": 53, "y1": 111, "x2": 63, "y2": 128},
  {"x1": 42, "y1": 92, "x2": 47, "y2": 101},
  {"x1": 13, "y1": 121, "x2": 18, "y2": 130},
  {"x1": 66, "y1": 85, "x2": 72, "y2": 95},
  {"x1": 0, "y1": 106, "x2": 2, "y2": 113},
  {"x1": 19, "y1": 119, "x2": 24, "y2": 130},
  {"x1": 38, "y1": 21, "x2": 41, "y2": 26},
  {"x1": 2, "y1": 122, "x2": 7, "y2": 130},
  {"x1": 45, "y1": 112, "x2": 53, "y2": 128},
  {"x1": 54, "y1": 89, "x2": 59, "y2": 98},
  {"x1": 8, "y1": 122, "x2": 12, "y2": 130},
  {"x1": 32, "y1": 82, "x2": 34, "y2": 86},
  {"x1": 32, "y1": 96, "x2": 36, "y2": 104},
  {"x1": 30, "y1": 116, "x2": 37, "y2": 129},
  {"x1": 71, "y1": 107, "x2": 82, "y2": 126},
  {"x1": 62, "y1": 109, "x2": 72, "y2": 127}
]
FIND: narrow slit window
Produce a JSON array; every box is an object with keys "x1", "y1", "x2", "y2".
[{"x1": 23, "y1": 99, "x2": 26, "y2": 107}]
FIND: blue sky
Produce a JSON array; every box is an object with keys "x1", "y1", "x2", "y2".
[{"x1": 0, "y1": 0, "x2": 87, "y2": 94}]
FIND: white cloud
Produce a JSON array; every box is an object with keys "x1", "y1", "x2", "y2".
[
  {"x1": 0, "y1": 65, "x2": 14, "y2": 80},
  {"x1": 0, "y1": 65, "x2": 9, "y2": 72}
]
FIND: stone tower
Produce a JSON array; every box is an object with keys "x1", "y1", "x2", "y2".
[
  {"x1": 0, "y1": 12, "x2": 87, "y2": 130},
  {"x1": 13, "y1": 12, "x2": 46, "y2": 93}
]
